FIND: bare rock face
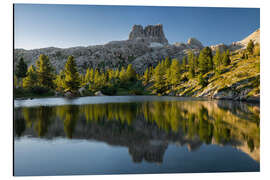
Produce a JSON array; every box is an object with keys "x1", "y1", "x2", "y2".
[
  {"x1": 210, "y1": 43, "x2": 228, "y2": 53},
  {"x1": 14, "y1": 25, "x2": 259, "y2": 74},
  {"x1": 239, "y1": 28, "x2": 260, "y2": 46},
  {"x1": 129, "y1": 24, "x2": 168, "y2": 45},
  {"x1": 187, "y1": 38, "x2": 203, "y2": 49}
]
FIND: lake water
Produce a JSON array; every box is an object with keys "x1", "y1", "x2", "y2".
[{"x1": 14, "y1": 96, "x2": 260, "y2": 176}]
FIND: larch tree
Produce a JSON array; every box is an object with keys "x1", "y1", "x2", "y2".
[
  {"x1": 35, "y1": 54, "x2": 55, "y2": 89},
  {"x1": 198, "y1": 47, "x2": 213, "y2": 74},
  {"x1": 170, "y1": 59, "x2": 181, "y2": 88},
  {"x1": 222, "y1": 50, "x2": 231, "y2": 66},
  {"x1": 143, "y1": 67, "x2": 150, "y2": 85},
  {"x1": 126, "y1": 64, "x2": 137, "y2": 81},
  {"x1": 15, "y1": 57, "x2": 28, "y2": 87},
  {"x1": 247, "y1": 40, "x2": 255, "y2": 55},
  {"x1": 23, "y1": 65, "x2": 38, "y2": 89},
  {"x1": 63, "y1": 56, "x2": 81, "y2": 93},
  {"x1": 119, "y1": 67, "x2": 127, "y2": 83}
]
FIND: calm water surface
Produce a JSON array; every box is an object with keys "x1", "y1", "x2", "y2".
[{"x1": 14, "y1": 96, "x2": 260, "y2": 176}]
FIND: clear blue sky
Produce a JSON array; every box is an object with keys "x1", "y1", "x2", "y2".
[{"x1": 14, "y1": 4, "x2": 260, "y2": 50}]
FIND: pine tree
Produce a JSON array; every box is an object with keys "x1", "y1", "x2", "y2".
[
  {"x1": 198, "y1": 47, "x2": 213, "y2": 74},
  {"x1": 15, "y1": 57, "x2": 28, "y2": 79},
  {"x1": 15, "y1": 57, "x2": 28, "y2": 87},
  {"x1": 35, "y1": 54, "x2": 55, "y2": 89},
  {"x1": 23, "y1": 65, "x2": 37, "y2": 89},
  {"x1": 54, "y1": 70, "x2": 65, "y2": 92},
  {"x1": 119, "y1": 67, "x2": 126, "y2": 83},
  {"x1": 164, "y1": 57, "x2": 171, "y2": 68},
  {"x1": 63, "y1": 56, "x2": 80, "y2": 93},
  {"x1": 170, "y1": 59, "x2": 181, "y2": 88},
  {"x1": 181, "y1": 56, "x2": 187, "y2": 71},
  {"x1": 198, "y1": 73, "x2": 208, "y2": 87},
  {"x1": 222, "y1": 50, "x2": 231, "y2": 66},
  {"x1": 153, "y1": 63, "x2": 165, "y2": 92},
  {"x1": 247, "y1": 40, "x2": 255, "y2": 55},
  {"x1": 84, "y1": 68, "x2": 91, "y2": 84},
  {"x1": 143, "y1": 67, "x2": 150, "y2": 85},
  {"x1": 188, "y1": 66, "x2": 195, "y2": 79},
  {"x1": 126, "y1": 64, "x2": 137, "y2": 81}
]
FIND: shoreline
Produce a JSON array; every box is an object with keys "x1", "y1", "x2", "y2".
[{"x1": 14, "y1": 94, "x2": 260, "y2": 104}]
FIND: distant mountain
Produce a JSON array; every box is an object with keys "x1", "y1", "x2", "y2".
[{"x1": 14, "y1": 25, "x2": 259, "y2": 73}]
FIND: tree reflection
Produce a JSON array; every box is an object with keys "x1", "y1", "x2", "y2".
[{"x1": 14, "y1": 99, "x2": 260, "y2": 162}]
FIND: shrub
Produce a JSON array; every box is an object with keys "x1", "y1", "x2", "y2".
[
  {"x1": 101, "y1": 86, "x2": 117, "y2": 95},
  {"x1": 198, "y1": 74, "x2": 208, "y2": 87}
]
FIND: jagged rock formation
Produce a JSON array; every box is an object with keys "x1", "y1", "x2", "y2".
[
  {"x1": 128, "y1": 24, "x2": 168, "y2": 45},
  {"x1": 14, "y1": 25, "x2": 259, "y2": 73},
  {"x1": 14, "y1": 24, "x2": 202, "y2": 73}
]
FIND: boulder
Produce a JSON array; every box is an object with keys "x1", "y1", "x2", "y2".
[
  {"x1": 78, "y1": 87, "x2": 86, "y2": 96},
  {"x1": 64, "y1": 91, "x2": 76, "y2": 98},
  {"x1": 94, "y1": 91, "x2": 105, "y2": 96}
]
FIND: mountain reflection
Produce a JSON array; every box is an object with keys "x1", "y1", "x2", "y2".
[{"x1": 14, "y1": 100, "x2": 260, "y2": 163}]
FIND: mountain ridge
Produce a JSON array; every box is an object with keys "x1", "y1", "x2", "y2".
[{"x1": 14, "y1": 24, "x2": 260, "y2": 73}]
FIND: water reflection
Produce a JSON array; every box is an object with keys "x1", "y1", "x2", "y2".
[{"x1": 14, "y1": 100, "x2": 260, "y2": 163}]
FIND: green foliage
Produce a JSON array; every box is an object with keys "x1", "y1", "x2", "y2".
[
  {"x1": 198, "y1": 47, "x2": 213, "y2": 74},
  {"x1": 23, "y1": 65, "x2": 38, "y2": 89},
  {"x1": 222, "y1": 50, "x2": 231, "y2": 66},
  {"x1": 247, "y1": 40, "x2": 255, "y2": 55},
  {"x1": 181, "y1": 56, "x2": 187, "y2": 71},
  {"x1": 169, "y1": 59, "x2": 181, "y2": 88},
  {"x1": 63, "y1": 56, "x2": 81, "y2": 93},
  {"x1": 15, "y1": 57, "x2": 28, "y2": 79},
  {"x1": 254, "y1": 44, "x2": 260, "y2": 56},
  {"x1": 119, "y1": 67, "x2": 127, "y2": 83},
  {"x1": 143, "y1": 67, "x2": 150, "y2": 85},
  {"x1": 126, "y1": 64, "x2": 137, "y2": 81},
  {"x1": 35, "y1": 54, "x2": 55, "y2": 89},
  {"x1": 198, "y1": 73, "x2": 208, "y2": 87},
  {"x1": 213, "y1": 50, "x2": 222, "y2": 68},
  {"x1": 153, "y1": 63, "x2": 165, "y2": 92}
]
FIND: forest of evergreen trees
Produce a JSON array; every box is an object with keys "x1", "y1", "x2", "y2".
[{"x1": 14, "y1": 40, "x2": 258, "y2": 98}]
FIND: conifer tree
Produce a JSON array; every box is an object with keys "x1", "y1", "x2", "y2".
[
  {"x1": 15, "y1": 57, "x2": 28, "y2": 79},
  {"x1": 247, "y1": 40, "x2": 255, "y2": 55},
  {"x1": 170, "y1": 59, "x2": 181, "y2": 88},
  {"x1": 15, "y1": 57, "x2": 28, "y2": 87},
  {"x1": 222, "y1": 50, "x2": 231, "y2": 66},
  {"x1": 164, "y1": 57, "x2": 171, "y2": 68},
  {"x1": 54, "y1": 70, "x2": 65, "y2": 92},
  {"x1": 23, "y1": 65, "x2": 37, "y2": 89},
  {"x1": 126, "y1": 64, "x2": 137, "y2": 81},
  {"x1": 119, "y1": 67, "x2": 126, "y2": 83},
  {"x1": 143, "y1": 67, "x2": 150, "y2": 85},
  {"x1": 84, "y1": 68, "x2": 91, "y2": 84},
  {"x1": 63, "y1": 56, "x2": 80, "y2": 93},
  {"x1": 198, "y1": 73, "x2": 208, "y2": 87},
  {"x1": 213, "y1": 50, "x2": 221, "y2": 68},
  {"x1": 35, "y1": 54, "x2": 55, "y2": 88},
  {"x1": 198, "y1": 47, "x2": 213, "y2": 74},
  {"x1": 153, "y1": 63, "x2": 165, "y2": 92},
  {"x1": 181, "y1": 56, "x2": 187, "y2": 71}
]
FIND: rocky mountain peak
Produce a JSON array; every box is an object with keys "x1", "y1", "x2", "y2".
[
  {"x1": 187, "y1": 38, "x2": 204, "y2": 49},
  {"x1": 128, "y1": 24, "x2": 168, "y2": 45}
]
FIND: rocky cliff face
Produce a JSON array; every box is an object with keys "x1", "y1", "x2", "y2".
[
  {"x1": 14, "y1": 25, "x2": 259, "y2": 73},
  {"x1": 210, "y1": 28, "x2": 260, "y2": 53},
  {"x1": 128, "y1": 24, "x2": 168, "y2": 45},
  {"x1": 14, "y1": 24, "x2": 202, "y2": 73}
]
